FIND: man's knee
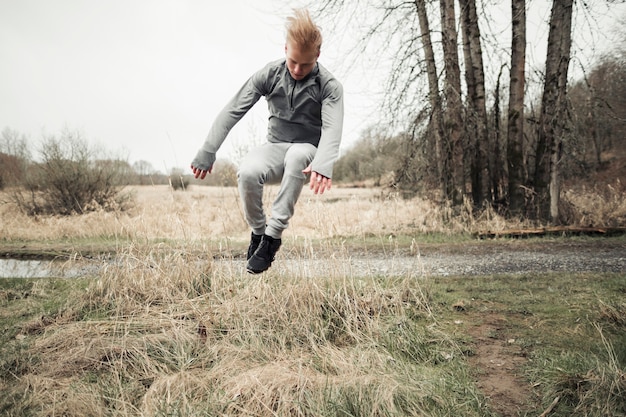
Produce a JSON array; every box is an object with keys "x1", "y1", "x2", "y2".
[
  {"x1": 285, "y1": 144, "x2": 316, "y2": 175},
  {"x1": 237, "y1": 165, "x2": 263, "y2": 188}
]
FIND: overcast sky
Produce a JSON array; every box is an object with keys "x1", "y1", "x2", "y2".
[
  {"x1": 0, "y1": 0, "x2": 374, "y2": 172},
  {"x1": 1, "y1": 0, "x2": 624, "y2": 173}
]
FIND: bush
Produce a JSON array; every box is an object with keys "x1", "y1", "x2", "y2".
[
  {"x1": 169, "y1": 168, "x2": 190, "y2": 191},
  {"x1": 0, "y1": 128, "x2": 31, "y2": 188},
  {"x1": 0, "y1": 152, "x2": 24, "y2": 189},
  {"x1": 186, "y1": 159, "x2": 238, "y2": 188},
  {"x1": 332, "y1": 128, "x2": 406, "y2": 187},
  {"x1": 13, "y1": 129, "x2": 133, "y2": 215}
]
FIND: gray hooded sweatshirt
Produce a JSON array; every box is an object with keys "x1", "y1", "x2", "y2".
[{"x1": 201, "y1": 59, "x2": 344, "y2": 179}]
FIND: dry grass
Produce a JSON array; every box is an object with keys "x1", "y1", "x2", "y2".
[
  {"x1": 2, "y1": 184, "x2": 625, "y2": 416},
  {"x1": 6, "y1": 242, "x2": 485, "y2": 417},
  {"x1": 562, "y1": 180, "x2": 626, "y2": 226},
  {"x1": 4, "y1": 247, "x2": 624, "y2": 416},
  {"x1": 0, "y1": 184, "x2": 536, "y2": 244},
  {"x1": 3, "y1": 183, "x2": 624, "y2": 247}
]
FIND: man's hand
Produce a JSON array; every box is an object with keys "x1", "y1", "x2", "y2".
[
  {"x1": 302, "y1": 165, "x2": 331, "y2": 195},
  {"x1": 190, "y1": 149, "x2": 216, "y2": 179}
]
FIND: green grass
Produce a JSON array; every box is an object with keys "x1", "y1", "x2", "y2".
[
  {"x1": 433, "y1": 272, "x2": 626, "y2": 416},
  {"x1": 0, "y1": 277, "x2": 91, "y2": 416},
  {"x1": 1, "y1": 250, "x2": 624, "y2": 416},
  {"x1": 2, "y1": 233, "x2": 624, "y2": 261}
]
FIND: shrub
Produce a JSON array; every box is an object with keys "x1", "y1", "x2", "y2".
[
  {"x1": 169, "y1": 168, "x2": 190, "y2": 191},
  {"x1": 186, "y1": 159, "x2": 238, "y2": 188},
  {"x1": 13, "y1": 129, "x2": 133, "y2": 215},
  {"x1": 0, "y1": 152, "x2": 24, "y2": 189},
  {"x1": 0, "y1": 128, "x2": 31, "y2": 188}
]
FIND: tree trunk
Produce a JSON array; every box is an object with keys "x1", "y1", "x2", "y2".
[
  {"x1": 534, "y1": 0, "x2": 573, "y2": 222},
  {"x1": 507, "y1": 0, "x2": 526, "y2": 216},
  {"x1": 440, "y1": 0, "x2": 465, "y2": 205},
  {"x1": 414, "y1": 0, "x2": 447, "y2": 201},
  {"x1": 551, "y1": 0, "x2": 572, "y2": 222},
  {"x1": 586, "y1": 87, "x2": 602, "y2": 168},
  {"x1": 492, "y1": 67, "x2": 504, "y2": 203},
  {"x1": 459, "y1": 0, "x2": 489, "y2": 208}
]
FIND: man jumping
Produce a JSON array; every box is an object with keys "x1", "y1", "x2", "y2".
[{"x1": 191, "y1": 8, "x2": 344, "y2": 274}]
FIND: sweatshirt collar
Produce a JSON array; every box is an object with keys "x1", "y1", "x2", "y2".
[{"x1": 285, "y1": 61, "x2": 319, "y2": 83}]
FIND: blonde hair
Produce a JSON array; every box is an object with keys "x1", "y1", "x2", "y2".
[{"x1": 285, "y1": 9, "x2": 322, "y2": 53}]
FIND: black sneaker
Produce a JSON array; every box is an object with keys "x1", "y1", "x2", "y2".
[
  {"x1": 246, "y1": 235, "x2": 282, "y2": 274},
  {"x1": 247, "y1": 233, "x2": 263, "y2": 260}
]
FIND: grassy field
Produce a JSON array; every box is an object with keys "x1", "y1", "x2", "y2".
[
  {"x1": 0, "y1": 184, "x2": 546, "y2": 247},
  {"x1": 1, "y1": 185, "x2": 625, "y2": 416}
]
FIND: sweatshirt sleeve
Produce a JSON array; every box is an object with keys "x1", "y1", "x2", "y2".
[
  {"x1": 310, "y1": 79, "x2": 344, "y2": 179},
  {"x1": 200, "y1": 73, "x2": 264, "y2": 153}
]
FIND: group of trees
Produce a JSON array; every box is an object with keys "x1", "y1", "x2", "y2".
[{"x1": 318, "y1": 0, "x2": 625, "y2": 222}]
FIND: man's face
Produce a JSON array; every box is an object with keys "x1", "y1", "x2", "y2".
[{"x1": 285, "y1": 41, "x2": 319, "y2": 81}]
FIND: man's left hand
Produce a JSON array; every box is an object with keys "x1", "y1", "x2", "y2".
[{"x1": 302, "y1": 165, "x2": 331, "y2": 195}]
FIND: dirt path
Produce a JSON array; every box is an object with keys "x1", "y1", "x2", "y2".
[
  {"x1": 265, "y1": 239, "x2": 626, "y2": 278},
  {"x1": 464, "y1": 312, "x2": 536, "y2": 417}
]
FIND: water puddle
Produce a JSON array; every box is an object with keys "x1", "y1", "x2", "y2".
[{"x1": 0, "y1": 258, "x2": 97, "y2": 279}]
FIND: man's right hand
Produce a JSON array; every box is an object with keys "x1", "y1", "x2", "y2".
[{"x1": 190, "y1": 149, "x2": 216, "y2": 179}]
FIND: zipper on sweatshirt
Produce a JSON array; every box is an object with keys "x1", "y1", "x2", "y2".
[{"x1": 289, "y1": 78, "x2": 296, "y2": 111}]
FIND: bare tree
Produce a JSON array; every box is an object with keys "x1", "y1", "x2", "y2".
[
  {"x1": 491, "y1": 65, "x2": 506, "y2": 203},
  {"x1": 534, "y1": 0, "x2": 574, "y2": 222},
  {"x1": 414, "y1": 0, "x2": 446, "y2": 198},
  {"x1": 439, "y1": 0, "x2": 465, "y2": 205},
  {"x1": 459, "y1": 0, "x2": 489, "y2": 207},
  {"x1": 314, "y1": 0, "x2": 449, "y2": 195},
  {"x1": 507, "y1": 0, "x2": 527, "y2": 216}
]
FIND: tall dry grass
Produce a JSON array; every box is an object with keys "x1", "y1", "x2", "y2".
[
  {"x1": 11, "y1": 241, "x2": 487, "y2": 416},
  {"x1": 3, "y1": 183, "x2": 624, "y2": 247},
  {"x1": 0, "y1": 184, "x2": 525, "y2": 244},
  {"x1": 562, "y1": 181, "x2": 626, "y2": 226}
]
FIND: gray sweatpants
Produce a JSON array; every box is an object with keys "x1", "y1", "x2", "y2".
[{"x1": 237, "y1": 142, "x2": 317, "y2": 239}]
